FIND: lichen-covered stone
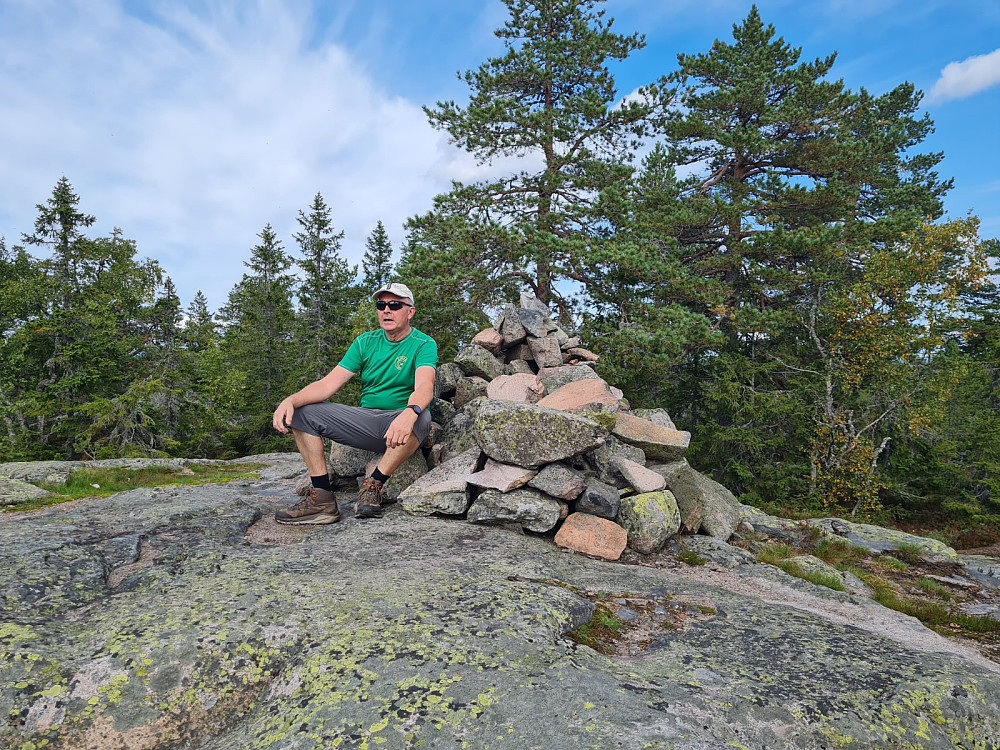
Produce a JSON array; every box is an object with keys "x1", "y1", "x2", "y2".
[
  {"x1": 655, "y1": 461, "x2": 740, "y2": 540},
  {"x1": 398, "y1": 447, "x2": 480, "y2": 515},
  {"x1": 527, "y1": 463, "x2": 586, "y2": 500},
  {"x1": 612, "y1": 413, "x2": 691, "y2": 461},
  {"x1": 0, "y1": 477, "x2": 53, "y2": 505},
  {"x1": 2, "y1": 472, "x2": 1000, "y2": 749},
  {"x1": 537, "y1": 364, "x2": 600, "y2": 393},
  {"x1": 786, "y1": 555, "x2": 874, "y2": 597},
  {"x1": 434, "y1": 361, "x2": 463, "y2": 398},
  {"x1": 473, "y1": 400, "x2": 608, "y2": 469},
  {"x1": 466, "y1": 487, "x2": 562, "y2": 532},
  {"x1": 805, "y1": 518, "x2": 959, "y2": 563},
  {"x1": 327, "y1": 441, "x2": 378, "y2": 479},
  {"x1": 437, "y1": 398, "x2": 484, "y2": 462},
  {"x1": 429, "y1": 397, "x2": 456, "y2": 425},
  {"x1": 454, "y1": 344, "x2": 503, "y2": 381},
  {"x1": 364, "y1": 452, "x2": 428, "y2": 502},
  {"x1": 673, "y1": 535, "x2": 757, "y2": 568},
  {"x1": 617, "y1": 490, "x2": 681, "y2": 554},
  {"x1": 454, "y1": 375, "x2": 489, "y2": 408},
  {"x1": 589, "y1": 436, "x2": 645, "y2": 488}
]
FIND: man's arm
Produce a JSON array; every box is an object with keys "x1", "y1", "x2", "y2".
[
  {"x1": 383, "y1": 365, "x2": 436, "y2": 449},
  {"x1": 272, "y1": 365, "x2": 355, "y2": 434}
]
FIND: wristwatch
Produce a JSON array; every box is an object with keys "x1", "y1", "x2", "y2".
[{"x1": 407, "y1": 404, "x2": 422, "y2": 416}]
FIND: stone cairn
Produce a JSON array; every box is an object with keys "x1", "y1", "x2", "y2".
[{"x1": 313, "y1": 293, "x2": 741, "y2": 561}]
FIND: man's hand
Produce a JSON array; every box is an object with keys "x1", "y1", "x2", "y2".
[
  {"x1": 384, "y1": 409, "x2": 418, "y2": 449},
  {"x1": 273, "y1": 398, "x2": 296, "y2": 434}
]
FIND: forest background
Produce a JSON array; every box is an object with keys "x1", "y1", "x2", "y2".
[{"x1": 2, "y1": 1, "x2": 998, "y2": 547}]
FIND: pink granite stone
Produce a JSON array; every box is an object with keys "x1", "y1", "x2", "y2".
[
  {"x1": 554, "y1": 513, "x2": 628, "y2": 561},
  {"x1": 485, "y1": 373, "x2": 546, "y2": 403},
  {"x1": 466, "y1": 459, "x2": 538, "y2": 492},
  {"x1": 536, "y1": 378, "x2": 620, "y2": 413},
  {"x1": 471, "y1": 327, "x2": 504, "y2": 355}
]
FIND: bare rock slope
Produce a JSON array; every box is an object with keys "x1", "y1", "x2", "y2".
[{"x1": 2, "y1": 470, "x2": 1000, "y2": 749}]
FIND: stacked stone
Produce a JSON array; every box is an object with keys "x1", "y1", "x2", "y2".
[{"x1": 323, "y1": 293, "x2": 741, "y2": 561}]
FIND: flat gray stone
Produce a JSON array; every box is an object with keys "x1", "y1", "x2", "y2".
[
  {"x1": 575, "y1": 478, "x2": 620, "y2": 520},
  {"x1": 2, "y1": 479, "x2": 999, "y2": 749},
  {"x1": 467, "y1": 487, "x2": 562, "y2": 533},
  {"x1": 454, "y1": 344, "x2": 503, "y2": 381},
  {"x1": 527, "y1": 463, "x2": 586, "y2": 501},
  {"x1": 612, "y1": 413, "x2": 691, "y2": 462},
  {"x1": 0, "y1": 477, "x2": 54, "y2": 506},
  {"x1": 398, "y1": 447, "x2": 480, "y2": 515}
]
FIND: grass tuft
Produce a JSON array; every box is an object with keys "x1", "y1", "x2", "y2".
[{"x1": 10, "y1": 463, "x2": 267, "y2": 512}]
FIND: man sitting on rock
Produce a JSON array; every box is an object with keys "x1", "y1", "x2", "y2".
[{"x1": 272, "y1": 282, "x2": 437, "y2": 524}]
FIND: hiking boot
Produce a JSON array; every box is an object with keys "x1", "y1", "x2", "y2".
[
  {"x1": 355, "y1": 477, "x2": 385, "y2": 519},
  {"x1": 275, "y1": 487, "x2": 341, "y2": 525}
]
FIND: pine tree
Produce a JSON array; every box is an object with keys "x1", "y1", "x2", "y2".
[
  {"x1": 656, "y1": 7, "x2": 963, "y2": 513},
  {"x1": 406, "y1": 0, "x2": 669, "y2": 322}
]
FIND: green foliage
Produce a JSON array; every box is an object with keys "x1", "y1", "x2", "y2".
[
  {"x1": 362, "y1": 220, "x2": 394, "y2": 291},
  {"x1": 293, "y1": 193, "x2": 360, "y2": 382},
  {"x1": 217, "y1": 224, "x2": 298, "y2": 452}
]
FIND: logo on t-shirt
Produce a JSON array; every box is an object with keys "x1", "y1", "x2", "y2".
[{"x1": 394, "y1": 355, "x2": 408, "y2": 371}]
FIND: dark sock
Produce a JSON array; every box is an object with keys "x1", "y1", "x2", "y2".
[
  {"x1": 370, "y1": 468, "x2": 389, "y2": 484},
  {"x1": 310, "y1": 474, "x2": 332, "y2": 491}
]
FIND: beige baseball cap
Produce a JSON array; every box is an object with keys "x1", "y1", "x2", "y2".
[{"x1": 371, "y1": 282, "x2": 414, "y2": 305}]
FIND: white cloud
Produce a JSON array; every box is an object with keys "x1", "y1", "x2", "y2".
[
  {"x1": 0, "y1": 0, "x2": 492, "y2": 309},
  {"x1": 929, "y1": 47, "x2": 1000, "y2": 103}
]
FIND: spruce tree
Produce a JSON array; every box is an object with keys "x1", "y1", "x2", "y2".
[
  {"x1": 362, "y1": 220, "x2": 394, "y2": 291},
  {"x1": 293, "y1": 193, "x2": 359, "y2": 381},
  {"x1": 219, "y1": 224, "x2": 297, "y2": 452}
]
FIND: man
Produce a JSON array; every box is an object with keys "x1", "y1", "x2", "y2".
[{"x1": 272, "y1": 282, "x2": 437, "y2": 524}]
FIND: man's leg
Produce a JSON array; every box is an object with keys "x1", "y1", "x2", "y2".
[
  {"x1": 375, "y1": 432, "x2": 421, "y2": 476},
  {"x1": 292, "y1": 429, "x2": 329, "y2": 478},
  {"x1": 275, "y1": 428, "x2": 340, "y2": 525}
]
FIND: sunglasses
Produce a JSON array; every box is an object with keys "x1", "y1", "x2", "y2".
[{"x1": 375, "y1": 300, "x2": 411, "y2": 311}]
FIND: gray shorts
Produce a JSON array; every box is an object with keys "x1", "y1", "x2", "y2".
[{"x1": 289, "y1": 402, "x2": 432, "y2": 453}]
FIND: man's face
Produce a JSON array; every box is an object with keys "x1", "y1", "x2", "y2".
[{"x1": 377, "y1": 292, "x2": 415, "y2": 336}]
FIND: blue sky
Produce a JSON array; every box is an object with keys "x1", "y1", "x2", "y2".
[{"x1": 1, "y1": 0, "x2": 997, "y2": 311}]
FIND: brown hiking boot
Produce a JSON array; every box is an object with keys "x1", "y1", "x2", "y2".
[
  {"x1": 275, "y1": 487, "x2": 341, "y2": 525},
  {"x1": 355, "y1": 477, "x2": 385, "y2": 519}
]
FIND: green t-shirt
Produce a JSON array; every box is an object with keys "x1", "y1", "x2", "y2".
[{"x1": 339, "y1": 328, "x2": 438, "y2": 410}]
